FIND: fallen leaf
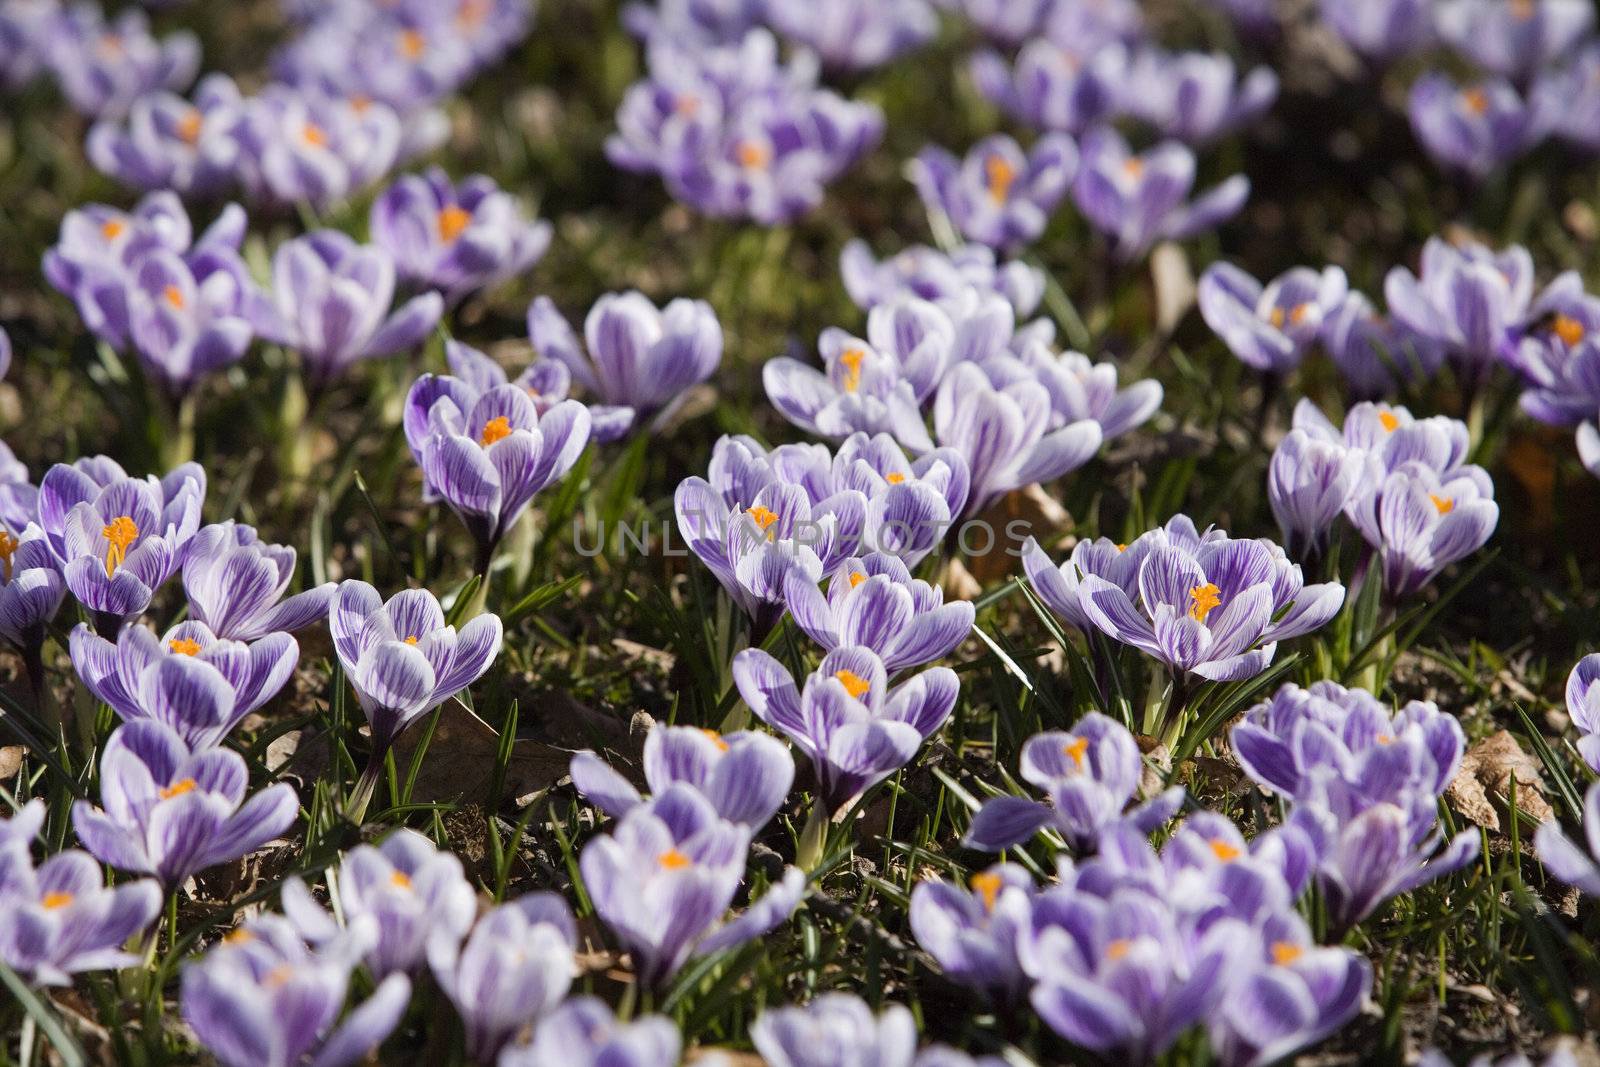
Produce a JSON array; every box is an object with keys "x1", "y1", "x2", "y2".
[
  {"x1": 1447, "y1": 729, "x2": 1553, "y2": 832},
  {"x1": 0, "y1": 745, "x2": 23, "y2": 778},
  {"x1": 392, "y1": 699, "x2": 579, "y2": 808}
]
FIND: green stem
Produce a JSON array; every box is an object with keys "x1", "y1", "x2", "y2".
[
  {"x1": 345, "y1": 748, "x2": 388, "y2": 825},
  {"x1": 796, "y1": 799, "x2": 830, "y2": 873},
  {"x1": 161, "y1": 393, "x2": 197, "y2": 469}
]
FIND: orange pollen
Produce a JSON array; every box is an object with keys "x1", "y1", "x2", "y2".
[
  {"x1": 984, "y1": 155, "x2": 1017, "y2": 203},
  {"x1": 1376, "y1": 734, "x2": 1394, "y2": 745},
  {"x1": 675, "y1": 94, "x2": 700, "y2": 116},
  {"x1": 41, "y1": 891, "x2": 74, "y2": 910},
  {"x1": 1429, "y1": 495, "x2": 1455, "y2": 514},
  {"x1": 839, "y1": 348, "x2": 866, "y2": 392},
  {"x1": 0, "y1": 530, "x2": 17, "y2": 582},
  {"x1": 164, "y1": 285, "x2": 185, "y2": 310},
  {"x1": 970, "y1": 871, "x2": 1003, "y2": 912},
  {"x1": 1461, "y1": 88, "x2": 1489, "y2": 116},
  {"x1": 160, "y1": 778, "x2": 198, "y2": 800},
  {"x1": 1115, "y1": 543, "x2": 1127, "y2": 552},
  {"x1": 1105, "y1": 938, "x2": 1132, "y2": 961},
  {"x1": 403, "y1": 635, "x2": 419, "y2": 646},
  {"x1": 265, "y1": 965, "x2": 294, "y2": 989},
  {"x1": 390, "y1": 870, "x2": 412, "y2": 889},
  {"x1": 97, "y1": 34, "x2": 122, "y2": 57},
  {"x1": 169, "y1": 638, "x2": 202, "y2": 656},
  {"x1": 885, "y1": 472, "x2": 906, "y2": 484},
  {"x1": 658, "y1": 848, "x2": 692, "y2": 870},
  {"x1": 438, "y1": 205, "x2": 473, "y2": 243},
  {"x1": 302, "y1": 122, "x2": 328, "y2": 148},
  {"x1": 1554, "y1": 314, "x2": 1586, "y2": 347},
  {"x1": 701, "y1": 728, "x2": 730, "y2": 752},
  {"x1": 746, "y1": 505, "x2": 780, "y2": 537},
  {"x1": 480, "y1": 415, "x2": 513, "y2": 446},
  {"x1": 1209, "y1": 839, "x2": 1241, "y2": 862},
  {"x1": 458, "y1": 0, "x2": 489, "y2": 27},
  {"x1": 224, "y1": 928, "x2": 255, "y2": 945},
  {"x1": 736, "y1": 140, "x2": 771, "y2": 169},
  {"x1": 101, "y1": 219, "x2": 125, "y2": 240},
  {"x1": 349, "y1": 95, "x2": 372, "y2": 113},
  {"x1": 834, "y1": 669, "x2": 871, "y2": 699},
  {"x1": 400, "y1": 28, "x2": 425, "y2": 59},
  {"x1": 1378, "y1": 411, "x2": 1399, "y2": 432},
  {"x1": 1510, "y1": 0, "x2": 1535, "y2": 18},
  {"x1": 1064, "y1": 736, "x2": 1089, "y2": 766},
  {"x1": 102, "y1": 516, "x2": 139, "y2": 577},
  {"x1": 1122, "y1": 158, "x2": 1145, "y2": 180},
  {"x1": 1289, "y1": 303, "x2": 1311, "y2": 325},
  {"x1": 1188, "y1": 582, "x2": 1222, "y2": 623},
  {"x1": 177, "y1": 109, "x2": 202, "y2": 145},
  {"x1": 1271, "y1": 941, "x2": 1304, "y2": 966}
]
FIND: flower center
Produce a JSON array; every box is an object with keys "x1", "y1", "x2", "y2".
[
  {"x1": 1115, "y1": 543, "x2": 1127, "y2": 552},
  {"x1": 1429, "y1": 494, "x2": 1454, "y2": 514},
  {"x1": 403, "y1": 635, "x2": 419, "y2": 645},
  {"x1": 658, "y1": 848, "x2": 692, "y2": 870},
  {"x1": 1379, "y1": 411, "x2": 1399, "y2": 432},
  {"x1": 101, "y1": 219, "x2": 125, "y2": 240},
  {"x1": 265, "y1": 965, "x2": 294, "y2": 989},
  {"x1": 737, "y1": 140, "x2": 771, "y2": 169},
  {"x1": 969, "y1": 871, "x2": 1002, "y2": 912},
  {"x1": 41, "y1": 891, "x2": 74, "y2": 910},
  {"x1": 1269, "y1": 304, "x2": 1311, "y2": 329},
  {"x1": 984, "y1": 155, "x2": 1016, "y2": 203},
  {"x1": 1188, "y1": 582, "x2": 1222, "y2": 623},
  {"x1": 1122, "y1": 158, "x2": 1144, "y2": 180},
  {"x1": 848, "y1": 571, "x2": 867, "y2": 588},
  {"x1": 169, "y1": 638, "x2": 202, "y2": 656},
  {"x1": 1271, "y1": 941, "x2": 1304, "y2": 965},
  {"x1": 834, "y1": 669, "x2": 871, "y2": 699},
  {"x1": 1376, "y1": 733, "x2": 1394, "y2": 745},
  {"x1": 1063, "y1": 736, "x2": 1089, "y2": 766},
  {"x1": 1554, "y1": 314, "x2": 1586, "y2": 347},
  {"x1": 1105, "y1": 938, "x2": 1132, "y2": 961},
  {"x1": 1510, "y1": 0, "x2": 1534, "y2": 18},
  {"x1": 399, "y1": 29, "x2": 425, "y2": 60},
  {"x1": 701, "y1": 728, "x2": 730, "y2": 752},
  {"x1": 1209, "y1": 839, "x2": 1241, "y2": 862},
  {"x1": 390, "y1": 870, "x2": 412, "y2": 889},
  {"x1": 839, "y1": 348, "x2": 866, "y2": 392},
  {"x1": 480, "y1": 416, "x2": 513, "y2": 445},
  {"x1": 160, "y1": 778, "x2": 198, "y2": 800},
  {"x1": 1461, "y1": 88, "x2": 1489, "y2": 116},
  {"x1": 102, "y1": 516, "x2": 139, "y2": 576},
  {"x1": 438, "y1": 205, "x2": 473, "y2": 243},
  {"x1": 177, "y1": 109, "x2": 202, "y2": 145},
  {"x1": 164, "y1": 285, "x2": 185, "y2": 310},
  {"x1": 884, "y1": 472, "x2": 905, "y2": 485},
  {"x1": 746, "y1": 505, "x2": 779, "y2": 539},
  {"x1": 0, "y1": 530, "x2": 17, "y2": 582},
  {"x1": 675, "y1": 94, "x2": 700, "y2": 116},
  {"x1": 302, "y1": 122, "x2": 328, "y2": 148},
  {"x1": 224, "y1": 928, "x2": 255, "y2": 945},
  {"x1": 457, "y1": 0, "x2": 489, "y2": 27},
  {"x1": 349, "y1": 95, "x2": 372, "y2": 113}
]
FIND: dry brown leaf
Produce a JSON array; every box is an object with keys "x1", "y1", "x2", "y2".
[
  {"x1": 392, "y1": 699, "x2": 576, "y2": 807},
  {"x1": 1447, "y1": 729, "x2": 1554, "y2": 832},
  {"x1": 0, "y1": 744, "x2": 24, "y2": 778}
]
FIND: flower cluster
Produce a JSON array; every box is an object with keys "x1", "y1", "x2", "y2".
[{"x1": 6, "y1": 3, "x2": 201, "y2": 119}]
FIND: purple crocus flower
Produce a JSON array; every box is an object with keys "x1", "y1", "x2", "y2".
[
  {"x1": 733, "y1": 647, "x2": 958, "y2": 814},
  {"x1": 428, "y1": 893, "x2": 576, "y2": 1061},
  {"x1": 42, "y1": 2, "x2": 199, "y2": 119},
  {"x1": 1121, "y1": 50, "x2": 1278, "y2": 145},
  {"x1": 1406, "y1": 73, "x2": 1550, "y2": 180},
  {"x1": 233, "y1": 86, "x2": 402, "y2": 208},
  {"x1": 969, "y1": 39, "x2": 1126, "y2": 136},
  {"x1": 1074, "y1": 519, "x2": 1345, "y2": 681},
  {"x1": 1291, "y1": 398, "x2": 1472, "y2": 480},
  {"x1": 329, "y1": 581, "x2": 503, "y2": 780},
  {"x1": 182, "y1": 521, "x2": 337, "y2": 641},
  {"x1": 1561, "y1": 654, "x2": 1600, "y2": 773},
  {"x1": 765, "y1": 0, "x2": 938, "y2": 71},
  {"x1": 498, "y1": 998, "x2": 682, "y2": 1067},
  {"x1": 1384, "y1": 236, "x2": 1535, "y2": 377},
  {"x1": 1267, "y1": 429, "x2": 1368, "y2": 559},
  {"x1": 0, "y1": 802, "x2": 161, "y2": 987},
  {"x1": 1042, "y1": 0, "x2": 1144, "y2": 49},
  {"x1": 370, "y1": 168, "x2": 552, "y2": 304},
  {"x1": 72, "y1": 721, "x2": 299, "y2": 889},
  {"x1": 69, "y1": 619, "x2": 298, "y2": 748},
  {"x1": 569, "y1": 723, "x2": 795, "y2": 829},
  {"x1": 181, "y1": 915, "x2": 411, "y2": 1067},
  {"x1": 1535, "y1": 781, "x2": 1600, "y2": 897},
  {"x1": 1346, "y1": 460, "x2": 1498, "y2": 598},
  {"x1": 910, "y1": 134, "x2": 1078, "y2": 251},
  {"x1": 283, "y1": 828, "x2": 477, "y2": 979},
  {"x1": 1307, "y1": 801, "x2": 1481, "y2": 932},
  {"x1": 964, "y1": 713, "x2": 1184, "y2": 852},
  {"x1": 838, "y1": 240, "x2": 1045, "y2": 318},
  {"x1": 1072, "y1": 127, "x2": 1250, "y2": 262},
  {"x1": 1319, "y1": 290, "x2": 1446, "y2": 399},
  {"x1": 1198, "y1": 263, "x2": 1349, "y2": 374},
  {"x1": 1535, "y1": 41, "x2": 1600, "y2": 153},
  {"x1": 260, "y1": 231, "x2": 443, "y2": 387},
  {"x1": 1502, "y1": 272, "x2": 1600, "y2": 426},
  {"x1": 1436, "y1": 0, "x2": 1592, "y2": 81},
  {"x1": 909, "y1": 863, "x2": 1035, "y2": 1004},
  {"x1": 1319, "y1": 0, "x2": 1433, "y2": 62},
  {"x1": 983, "y1": 341, "x2": 1164, "y2": 442},
  {"x1": 832, "y1": 433, "x2": 971, "y2": 565},
  {"x1": 0, "y1": 525, "x2": 66, "y2": 665},
  {"x1": 580, "y1": 786, "x2": 807, "y2": 987},
  {"x1": 946, "y1": 0, "x2": 1054, "y2": 44},
  {"x1": 86, "y1": 73, "x2": 243, "y2": 195},
  {"x1": 764, "y1": 323, "x2": 936, "y2": 452},
  {"x1": 785, "y1": 553, "x2": 974, "y2": 672},
  {"x1": 37, "y1": 458, "x2": 205, "y2": 632},
  {"x1": 0, "y1": 0, "x2": 54, "y2": 89},
  {"x1": 933, "y1": 361, "x2": 1103, "y2": 515},
  {"x1": 528, "y1": 291, "x2": 723, "y2": 442},
  {"x1": 751, "y1": 996, "x2": 916, "y2": 1067},
  {"x1": 1023, "y1": 531, "x2": 1159, "y2": 635}
]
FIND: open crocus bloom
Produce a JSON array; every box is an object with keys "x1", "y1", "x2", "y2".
[
  {"x1": 1121, "y1": 49, "x2": 1278, "y2": 145},
  {"x1": 1383, "y1": 236, "x2": 1535, "y2": 373},
  {"x1": 1198, "y1": 262, "x2": 1348, "y2": 373},
  {"x1": 910, "y1": 133, "x2": 1078, "y2": 251},
  {"x1": 1405, "y1": 73, "x2": 1550, "y2": 181},
  {"x1": 763, "y1": 326, "x2": 934, "y2": 451},
  {"x1": 0, "y1": 524, "x2": 65, "y2": 657},
  {"x1": 784, "y1": 552, "x2": 974, "y2": 673},
  {"x1": 830, "y1": 433, "x2": 970, "y2": 566},
  {"x1": 909, "y1": 863, "x2": 1036, "y2": 1005},
  {"x1": 182, "y1": 520, "x2": 337, "y2": 640},
  {"x1": 87, "y1": 73, "x2": 244, "y2": 196},
  {"x1": 1345, "y1": 460, "x2": 1498, "y2": 598}
]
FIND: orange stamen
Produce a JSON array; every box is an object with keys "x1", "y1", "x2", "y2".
[
  {"x1": 834, "y1": 669, "x2": 871, "y2": 699},
  {"x1": 177, "y1": 109, "x2": 202, "y2": 145},
  {"x1": 480, "y1": 415, "x2": 512, "y2": 446},
  {"x1": 1188, "y1": 582, "x2": 1222, "y2": 623},
  {"x1": 970, "y1": 871, "x2": 1003, "y2": 912},
  {"x1": 438, "y1": 205, "x2": 473, "y2": 243},
  {"x1": 736, "y1": 141, "x2": 771, "y2": 169},
  {"x1": 41, "y1": 891, "x2": 74, "y2": 910},
  {"x1": 1554, "y1": 314, "x2": 1586, "y2": 347},
  {"x1": 1209, "y1": 839, "x2": 1241, "y2": 862},
  {"x1": 984, "y1": 155, "x2": 1016, "y2": 203},
  {"x1": 1378, "y1": 411, "x2": 1399, "y2": 432},
  {"x1": 102, "y1": 516, "x2": 139, "y2": 577},
  {"x1": 169, "y1": 638, "x2": 202, "y2": 656},
  {"x1": 1271, "y1": 941, "x2": 1304, "y2": 965},
  {"x1": 839, "y1": 348, "x2": 866, "y2": 392},
  {"x1": 1429, "y1": 495, "x2": 1454, "y2": 514},
  {"x1": 160, "y1": 778, "x2": 198, "y2": 800},
  {"x1": 658, "y1": 848, "x2": 692, "y2": 870}
]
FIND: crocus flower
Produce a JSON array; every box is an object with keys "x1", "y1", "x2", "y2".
[
  {"x1": 0, "y1": 0, "x2": 53, "y2": 89},
  {"x1": 969, "y1": 39, "x2": 1126, "y2": 136},
  {"x1": 1435, "y1": 0, "x2": 1592, "y2": 81},
  {"x1": 1074, "y1": 519, "x2": 1345, "y2": 681},
  {"x1": 1406, "y1": 73, "x2": 1550, "y2": 181},
  {"x1": 1309, "y1": 802, "x2": 1481, "y2": 932},
  {"x1": 370, "y1": 168, "x2": 552, "y2": 304},
  {"x1": 1501, "y1": 272, "x2": 1600, "y2": 426},
  {"x1": 1042, "y1": 0, "x2": 1144, "y2": 48},
  {"x1": 86, "y1": 73, "x2": 244, "y2": 195},
  {"x1": 990, "y1": 342, "x2": 1165, "y2": 441},
  {"x1": 831, "y1": 433, "x2": 971, "y2": 565},
  {"x1": 0, "y1": 525, "x2": 66, "y2": 666},
  {"x1": 498, "y1": 998, "x2": 682, "y2": 1067},
  {"x1": 580, "y1": 786, "x2": 806, "y2": 987},
  {"x1": 528, "y1": 291, "x2": 722, "y2": 442},
  {"x1": 964, "y1": 713, "x2": 1184, "y2": 851},
  {"x1": 909, "y1": 863, "x2": 1035, "y2": 1005},
  {"x1": 328, "y1": 581, "x2": 503, "y2": 771},
  {"x1": 73, "y1": 721, "x2": 299, "y2": 889},
  {"x1": 1023, "y1": 532, "x2": 1157, "y2": 636},
  {"x1": 38, "y1": 458, "x2": 205, "y2": 632},
  {"x1": 42, "y1": 2, "x2": 199, "y2": 119},
  {"x1": 283, "y1": 828, "x2": 477, "y2": 978},
  {"x1": 260, "y1": 231, "x2": 443, "y2": 387},
  {"x1": 751, "y1": 996, "x2": 917, "y2": 1067},
  {"x1": 181, "y1": 915, "x2": 412, "y2": 1067},
  {"x1": 69, "y1": 619, "x2": 298, "y2": 748},
  {"x1": 1121, "y1": 50, "x2": 1278, "y2": 144},
  {"x1": 763, "y1": 324, "x2": 936, "y2": 452},
  {"x1": 1072, "y1": 127, "x2": 1249, "y2": 262},
  {"x1": 733, "y1": 647, "x2": 957, "y2": 814},
  {"x1": 1267, "y1": 429, "x2": 1368, "y2": 559},
  {"x1": 1197, "y1": 263, "x2": 1349, "y2": 373},
  {"x1": 125, "y1": 243, "x2": 259, "y2": 396},
  {"x1": 1319, "y1": 290, "x2": 1445, "y2": 399},
  {"x1": 1290, "y1": 398, "x2": 1472, "y2": 480},
  {"x1": 784, "y1": 553, "x2": 974, "y2": 672},
  {"x1": 233, "y1": 85, "x2": 402, "y2": 208},
  {"x1": 764, "y1": 0, "x2": 937, "y2": 71},
  {"x1": 1535, "y1": 781, "x2": 1600, "y2": 897},
  {"x1": 910, "y1": 134, "x2": 1078, "y2": 251},
  {"x1": 569, "y1": 723, "x2": 795, "y2": 829},
  {"x1": 838, "y1": 240, "x2": 1045, "y2": 318},
  {"x1": 1561, "y1": 654, "x2": 1600, "y2": 773},
  {"x1": 1535, "y1": 41, "x2": 1600, "y2": 153},
  {"x1": 1346, "y1": 461, "x2": 1498, "y2": 598},
  {"x1": 1319, "y1": 0, "x2": 1432, "y2": 62},
  {"x1": 1384, "y1": 236, "x2": 1535, "y2": 377},
  {"x1": 933, "y1": 362, "x2": 1103, "y2": 515},
  {"x1": 182, "y1": 521, "x2": 337, "y2": 640},
  {"x1": 0, "y1": 802, "x2": 161, "y2": 987}
]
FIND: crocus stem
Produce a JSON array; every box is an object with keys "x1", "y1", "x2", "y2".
[
  {"x1": 160, "y1": 392, "x2": 196, "y2": 469},
  {"x1": 345, "y1": 749, "x2": 388, "y2": 824},
  {"x1": 796, "y1": 799, "x2": 831, "y2": 873}
]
